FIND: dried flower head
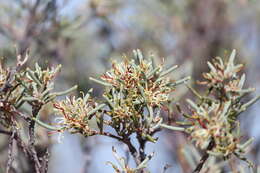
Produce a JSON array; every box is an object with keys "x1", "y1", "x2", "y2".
[
  {"x1": 178, "y1": 50, "x2": 260, "y2": 169},
  {"x1": 90, "y1": 50, "x2": 189, "y2": 138},
  {"x1": 199, "y1": 50, "x2": 254, "y2": 100},
  {"x1": 200, "y1": 50, "x2": 243, "y2": 85},
  {"x1": 94, "y1": 49, "x2": 187, "y2": 108},
  {"x1": 53, "y1": 91, "x2": 105, "y2": 136},
  {"x1": 144, "y1": 77, "x2": 173, "y2": 106},
  {"x1": 106, "y1": 93, "x2": 140, "y2": 119},
  {"x1": 187, "y1": 100, "x2": 241, "y2": 157},
  {"x1": 101, "y1": 58, "x2": 148, "y2": 88}
]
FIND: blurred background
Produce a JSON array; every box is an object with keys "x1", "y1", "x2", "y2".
[{"x1": 0, "y1": 0, "x2": 260, "y2": 172}]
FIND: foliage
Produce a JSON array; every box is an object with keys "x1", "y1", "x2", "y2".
[
  {"x1": 0, "y1": 52, "x2": 77, "y2": 173},
  {"x1": 1, "y1": 1, "x2": 260, "y2": 173},
  {"x1": 177, "y1": 50, "x2": 260, "y2": 172},
  {"x1": 0, "y1": 49, "x2": 257, "y2": 172}
]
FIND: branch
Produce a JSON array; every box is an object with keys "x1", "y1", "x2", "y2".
[
  {"x1": 193, "y1": 139, "x2": 215, "y2": 173},
  {"x1": 6, "y1": 129, "x2": 15, "y2": 173},
  {"x1": 28, "y1": 105, "x2": 42, "y2": 173},
  {"x1": 101, "y1": 131, "x2": 141, "y2": 167},
  {"x1": 0, "y1": 129, "x2": 12, "y2": 136},
  {"x1": 137, "y1": 133, "x2": 147, "y2": 162},
  {"x1": 101, "y1": 132, "x2": 123, "y2": 141},
  {"x1": 124, "y1": 138, "x2": 140, "y2": 166},
  {"x1": 39, "y1": 149, "x2": 50, "y2": 173}
]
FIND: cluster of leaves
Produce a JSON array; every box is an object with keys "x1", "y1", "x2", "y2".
[
  {"x1": 0, "y1": 49, "x2": 259, "y2": 173},
  {"x1": 0, "y1": 53, "x2": 77, "y2": 173},
  {"x1": 41, "y1": 49, "x2": 258, "y2": 172},
  {"x1": 177, "y1": 50, "x2": 260, "y2": 172},
  {"x1": 49, "y1": 49, "x2": 189, "y2": 170}
]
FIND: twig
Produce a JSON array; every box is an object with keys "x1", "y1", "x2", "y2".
[
  {"x1": 6, "y1": 129, "x2": 15, "y2": 173},
  {"x1": 193, "y1": 139, "x2": 215, "y2": 173},
  {"x1": 162, "y1": 164, "x2": 172, "y2": 173},
  {"x1": 40, "y1": 149, "x2": 50, "y2": 173},
  {"x1": 101, "y1": 132, "x2": 123, "y2": 141},
  {"x1": 28, "y1": 105, "x2": 42, "y2": 173},
  {"x1": 124, "y1": 138, "x2": 140, "y2": 166},
  {"x1": 0, "y1": 129, "x2": 12, "y2": 136},
  {"x1": 13, "y1": 129, "x2": 29, "y2": 157},
  {"x1": 137, "y1": 134, "x2": 147, "y2": 162},
  {"x1": 102, "y1": 131, "x2": 141, "y2": 168}
]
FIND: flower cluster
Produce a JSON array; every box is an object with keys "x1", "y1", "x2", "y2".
[
  {"x1": 0, "y1": 54, "x2": 77, "y2": 128},
  {"x1": 0, "y1": 54, "x2": 79, "y2": 172},
  {"x1": 90, "y1": 50, "x2": 189, "y2": 138},
  {"x1": 2, "y1": 49, "x2": 255, "y2": 172},
  {"x1": 199, "y1": 50, "x2": 254, "y2": 100},
  {"x1": 53, "y1": 91, "x2": 105, "y2": 137},
  {"x1": 188, "y1": 100, "x2": 244, "y2": 157},
  {"x1": 181, "y1": 50, "x2": 258, "y2": 167},
  {"x1": 99, "y1": 50, "x2": 177, "y2": 107}
]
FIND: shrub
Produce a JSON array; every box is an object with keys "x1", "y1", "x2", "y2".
[{"x1": 0, "y1": 49, "x2": 259, "y2": 173}]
